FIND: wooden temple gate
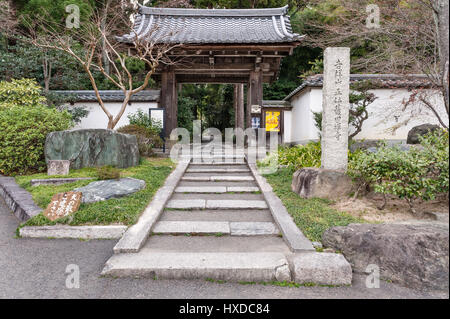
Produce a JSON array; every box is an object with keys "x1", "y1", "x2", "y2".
[{"x1": 119, "y1": 5, "x2": 303, "y2": 137}]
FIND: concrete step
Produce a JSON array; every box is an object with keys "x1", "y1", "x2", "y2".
[
  {"x1": 188, "y1": 164, "x2": 248, "y2": 170},
  {"x1": 188, "y1": 161, "x2": 246, "y2": 165},
  {"x1": 143, "y1": 235, "x2": 290, "y2": 253},
  {"x1": 186, "y1": 168, "x2": 250, "y2": 173},
  {"x1": 178, "y1": 181, "x2": 258, "y2": 188},
  {"x1": 152, "y1": 221, "x2": 279, "y2": 236},
  {"x1": 160, "y1": 209, "x2": 274, "y2": 222},
  {"x1": 171, "y1": 193, "x2": 264, "y2": 201},
  {"x1": 181, "y1": 175, "x2": 254, "y2": 182},
  {"x1": 101, "y1": 251, "x2": 291, "y2": 281},
  {"x1": 166, "y1": 199, "x2": 268, "y2": 210},
  {"x1": 174, "y1": 186, "x2": 260, "y2": 194}
]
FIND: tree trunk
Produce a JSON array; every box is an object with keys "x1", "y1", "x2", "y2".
[{"x1": 433, "y1": 0, "x2": 449, "y2": 116}]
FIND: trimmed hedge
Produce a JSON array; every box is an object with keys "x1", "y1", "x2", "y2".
[{"x1": 0, "y1": 106, "x2": 72, "y2": 175}]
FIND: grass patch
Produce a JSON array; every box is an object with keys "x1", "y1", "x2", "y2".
[
  {"x1": 18, "y1": 158, "x2": 175, "y2": 227},
  {"x1": 263, "y1": 167, "x2": 365, "y2": 242}
]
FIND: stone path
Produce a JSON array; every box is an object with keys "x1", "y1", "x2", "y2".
[{"x1": 103, "y1": 146, "x2": 350, "y2": 284}]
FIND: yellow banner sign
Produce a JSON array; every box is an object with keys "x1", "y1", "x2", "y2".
[{"x1": 265, "y1": 111, "x2": 281, "y2": 132}]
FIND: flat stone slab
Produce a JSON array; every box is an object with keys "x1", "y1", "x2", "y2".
[
  {"x1": 174, "y1": 186, "x2": 259, "y2": 193},
  {"x1": 187, "y1": 168, "x2": 249, "y2": 173},
  {"x1": 175, "y1": 186, "x2": 227, "y2": 193},
  {"x1": 102, "y1": 252, "x2": 291, "y2": 282},
  {"x1": 74, "y1": 178, "x2": 145, "y2": 203},
  {"x1": 211, "y1": 176, "x2": 254, "y2": 181},
  {"x1": 290, "y1": 252, "x2": 353, "y2": 286},
  {"x1": 30, "y1": 177, "x2": 95, "y2": 187},
  {"x1": 181, "y1": 176, "x2": 254, "y2": 182},
  {"x1": 153, "y1": 221, "x2": 230, "y2": 234},
  {"x1": 19, "y1": 225, "x2": 127, "y2": 239},
  {"x1": 190, "y1": 161, "x2": 246, "y2": 165},
  {"x1": 230, "y1": 222, "x2": 280, "y2": 236},
  {"x1": 206, "y1": 200, "x2": 268, "y2": 209},
  {"x1": 166, "y1": 199, "x2": 206, "y2": 210},
  {"x1": 227, "y1": 186, "x2": 260, "y2": 193}
]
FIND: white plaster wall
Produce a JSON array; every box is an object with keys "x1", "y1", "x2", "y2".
[
  {"x1": 283, "y1": 110, "x2": 292, "y2": 143},
  {"x1": 68, "y1": 101, "x2": 158, "y2": 129},
  {"x1": 288, "y1": 87, "x2": 447, "y2": 142},
  {"x1": 355, "y1": 88, "x2": 446, "y2": 140}
]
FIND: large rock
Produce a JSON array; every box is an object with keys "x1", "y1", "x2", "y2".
[
  {"x1": 322, "y1": 222, "x2": 449, "y2": 290},
  {"x1": 74, "y1": 178, "x2": 146, "y2": 203},
  {"x1": 407, "y1": 124, "x2": 440, "y2": 144},
  {"x1": 45, "y1": 129, "x2": 139, "y2": 169},
  {"x1": 292, "y1": 167, "x2": 353, "y2": 200}
]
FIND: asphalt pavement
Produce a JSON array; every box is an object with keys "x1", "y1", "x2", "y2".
[{"x1": 0, "y1": 197, "x2": 447, "y2": 299}]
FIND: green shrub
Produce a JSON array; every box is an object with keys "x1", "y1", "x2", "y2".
[
  {"x1": 348, "y1": 130, "x2": 449, "y2": 213},
  {"x1": 259, "y1": 142, "x2": 321, "y2": 170},
  {"x1": 117, "y1": 124, "x2": 163, "y2": 157},
  {"x1": 96, "y1": 166, "x2": 121, "y2": 180},
  {"x1": 127, "y1": 109, "x2": 162, "y2": 134},
  {"x1": 0, "y1": 106, "x2": 72, "y2": 175},
  {"x1": 0, "y1": 78, "x2": 46, "y2": 108}
]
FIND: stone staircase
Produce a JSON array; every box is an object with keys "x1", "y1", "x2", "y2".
[
  {"x1": 103, "y1": 147, "x2": 294, "y2": 281},
  {"x1": 102, "y1": 146, "x2": 352, "y2": 285}
]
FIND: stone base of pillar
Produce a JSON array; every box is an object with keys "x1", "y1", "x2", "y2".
[{"x1": 291, "y1": 167, "x2": 353, "y2": 200}]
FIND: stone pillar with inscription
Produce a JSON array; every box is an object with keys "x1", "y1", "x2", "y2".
[
  {"x1": 321, "y1": 47, "x2": 350, "y2": 172},
  {"x1": 291, "y1": 47, "x2": 353, "y2": 200}
]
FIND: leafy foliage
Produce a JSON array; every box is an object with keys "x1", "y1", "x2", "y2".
[
  {"x1": 127, "y1": 109, "x2": 162, "y2": 134},
  {"x1": 117, "y1": 124, "x2": 163, "y2": 157},
  {"x1": 348, "y1": 130, "x2": 449, "y2": 213},
  {"x1": 259, "y1": 142, "x2": 322, "y2": 170},
  {"x1": 0, "y1": 105, "x2": 72, "y2": 175},
  {"x1": 0, "y1": 78, "x2": 46, "y2": 108}
]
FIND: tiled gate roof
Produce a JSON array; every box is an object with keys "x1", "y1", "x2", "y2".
[{"x1": 118, "y1": 5, "x2": 303, "y2": 44}]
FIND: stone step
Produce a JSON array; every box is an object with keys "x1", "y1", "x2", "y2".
[
  {"x1": 181, "y1": 175, "x2": 254, "y2": 182},
  {"x1": 152, "y1": 221, "x2": 279, "y2": 236},
  {"x1": 186, "y1": 168, "x2": 250, "y2": 173},
  {"x1": 178, "y1": 181, "x2": 258, "y2": 188},
  {"x1": 166, "y1": 199, "x2": 268, "y2": 210},
  {"x1": 143, "y1": 235, "x2": 290, "y2": 252},
  {"x1": 153, "y1": 221, "x2": 230, "y2": 235},
  {"x1": 160, "y1": 209, "x2": 274, "y2": 222},
  {"x1": 101, "y1": 252, "x2": 291, "y2": 281},
  {"x1": 171, "y1": 193, "x2": 264, "y2": 201},
  {"x1": 174, "y1": 186, "x2": 260, "y2": 194},
  {"x1": 188, "y1": 161, "x2": 246, "y2": 165}
]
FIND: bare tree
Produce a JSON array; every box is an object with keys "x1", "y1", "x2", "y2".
[
  {"x1": 297, "y1": 0, "x2": 449, "y2": 129},
  {"x1": 22, "y1": 0, "x2": 178, "y2": 129},
  {"x1": 0, "y1": 0, "x2": 17, "y2": 37}
]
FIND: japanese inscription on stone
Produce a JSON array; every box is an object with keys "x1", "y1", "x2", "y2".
[
  {"x1": 44, "y1": 191, "x2": 82, "y2": 221},
  {"x1": 321, "y1": 47, "x2": 350, "y2": 172}
]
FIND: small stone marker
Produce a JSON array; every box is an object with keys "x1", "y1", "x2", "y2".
[
  {"x1": 321, "y1": 47, "x2": 350, "y2": 172},
  {"x1": 44, "y1": 191, "x2": 82, "y2": 221},
  {"x1": 47, "y1": 160, "x2": 70, "y2": 176}
]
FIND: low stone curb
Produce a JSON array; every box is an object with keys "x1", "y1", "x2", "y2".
[
  {"x1": 30, "y1": 177, "x2": 95, "y2": 187},
  {"x1": 113, "y1": 159, "x2": 190, "y2": 254},
  {"x1": 19, "y1": 225, "x2": 127, "y2": 239},
  {"x1": 0, "y1": 176, "x2": 42, "y2": 222},
  {"x1": 246, "y1": 163, "x2": 315, "y2": 252}
]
